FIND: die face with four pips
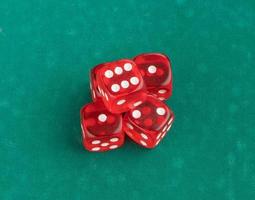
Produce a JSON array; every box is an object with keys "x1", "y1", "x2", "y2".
[
  {"x1": 81, "y1": 101, "x2": 125, "y2": 152},
  {"x1": 133, "y1": 53, "x2": 172, "y2": 101},
  {"x1": 81, "y1": 53, "x2": 174, "y2": 152},
  {"x1": 95, "y1": 59, "x2": 147, "y2": 114},
  {"x1": 123, "y1": 95, "x2": 174, "y2": 148}
]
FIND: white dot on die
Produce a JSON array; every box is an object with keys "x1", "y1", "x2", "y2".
[
  {"x1": 158, "y1": 89, "x2": 167, "y2": 94},
  {"x1": 127, "y1": 123, "x2": 134, "y2": 130},
  {"x1": 140, "y1": 140, "x2": 147, "y2": 146},
  {"x1": 81, "y1": 124, "x2": 85, "y2": 135},
  {"x1": 114, "y1": 66, "x2": 123, "y2": 75},
  {"x1": 98, "y1": 87, "x2": 102, "y2": 94},
  {"x1": 167, "y1": 124, "x2": 172, "y2": 132},
  {"x1": 117, "y1": 99, "x2": 126, "y2": 105},
  {"x1": 156, "y1": 107, "x2": 166, "y2": 115},
  {"x1": 162, "y1": 125, "x2": 168, "y2": 132},
  {"x1": 101, "y1": 142, "x2": 109, "y2": 147},
  {"x1": 109, "y1": 145, "x2": 118, "y2": 149},
  {"x1": 132, "y1": 110, "x2": 141, "y2": 119},
  {"x1": 92, "y1": 90, "x2": 96, "y2": 99},
  {"x1": 156, "y1": 133, "x2": 162, "y2": 140},
  {"x1": 121, "y1": 80, "x2": 129, "y2": 88},
  {"x1": 91, "y1": 147, "x2": 100, "y2": 151},
  {"x1": 98, "y1": 114, "x2": 107, "y2": 122},
  {"x1": 126, "y1": 131, "x2": 133, "y2": 137},
  {"x1": 81, "y1": 127, "x2": 86, "y2": 139},
  {"x1": 92, "y1": 140, "x2": 101, "y2": 145},
  {"x1": 130, "y1": 77, "x2": 139, "y2": 85},
  {"x1": 111, "y1": 84, "x2": 120, "y2": 92},
  {"x1": 133, "y1": 101, "x2": 142, "y2": 107},
  {"x1": 104, "y1": 70, "x2": 113, "y2": 78},
  {"x1": 161, "y1": 132, "x2": 167, "y2": 138},
  {"x1": 124, "y1": 63, "x2": 132, "y2": 71},
  {"x1": 105, "y1": 93, "x2": 109, "y2": 101},
  {"x1": 168, "y1": 118, "x2": 173, "y2": 125},
  {"x1": 110, "y1": 137, "x2": 119, "y2": 142},
  {"x1": 148, "y1": 65, "x2": 157, "y2": 74},
  {"x1": 141, "y1": 133, "x2": 148, "y2": 140}
]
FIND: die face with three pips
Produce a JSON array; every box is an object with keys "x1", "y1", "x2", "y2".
[
  {"x1": 134, "y1": 53, "x2": 172, "y2": 100},
  {"x1": 81, "y1": 53, "x2": 174, "y2": 152}
]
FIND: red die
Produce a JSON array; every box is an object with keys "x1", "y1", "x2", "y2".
[
  {"x1": 96, "y1": 59, "x2": 147, "y2": 113},
  {"x1": 123, "y1": 95, "x2": 174, "y2": 148},
  {"x1": 133, "y1": 53, "x2": 172, "y2": 100},
  {"x1": 90, "y1": 63, "x2": 105, "y2": 102},
  {"x1": 80, "y1": 101, "x2": 125, "y2": 152}
]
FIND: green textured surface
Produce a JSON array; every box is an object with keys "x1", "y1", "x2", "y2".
[{"x1": 0, "y1": 0, "x2": 255, "y2": 199}]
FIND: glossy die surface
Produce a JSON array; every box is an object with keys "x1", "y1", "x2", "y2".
[
  {"x1": 133, "y1": 53, "x2": 172, "y2": 100},
  {"x1": 90, "y1": 63, "x2": 106, "y2": 102},
  {"x1": 123, "y1": 95, "x2": 174, "y2": 148},
  {"x1": 96, "y1": 59, "x2": 147, "y2": 113},
  {"x1": 80, "y1": 101, "x2": 124, "y2": 152}
]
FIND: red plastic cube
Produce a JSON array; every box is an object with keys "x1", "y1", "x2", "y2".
[
  {"x1": 81, "y1": 101, "x2": 125, "y2": 152},
  {"x1": 133, "y1": 53, "x2": 172, "y2": 100},
  {"x1": 95, "y1": 59, "x2": 147, "y2": 113},
  {"x1": 123, "y1": 95, "x2": 174, "y2": 148}
]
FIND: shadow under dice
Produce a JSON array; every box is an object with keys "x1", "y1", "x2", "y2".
[
  {"x1": 80, "y1": 101, "x2": 124, "y2": 152},
  {"x1": 96, "y1": 59, "x2": 147, "y2": 113},
  {"x1": 123, "y1": 95, "x2": 174, "y2": 148},
  {"x1": 133, "y1": 53, "x2": 172, "y2": 100}
]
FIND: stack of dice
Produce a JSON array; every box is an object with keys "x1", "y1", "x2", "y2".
[{"x1": 80, "y1": 53, "x2": 174, "y2": 152}]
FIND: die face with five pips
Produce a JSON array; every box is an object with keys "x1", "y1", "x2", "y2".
[
  {"x1": 81, "y1": 53, "x2": 174, "y2": 152},
  {"x1": 81, "y1": 101, "x2": 124, "y2": 152},
  {"x1": 123, "y1": 95, "x2": 174, "y2": 148}
]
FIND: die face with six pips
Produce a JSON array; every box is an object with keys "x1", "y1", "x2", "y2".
[
  {"x1": 81, "y1": 53, "x2": 174, "y2": 152},
  {"x1": 95, "y1": 59, "x2": 147, "y2": 114}
]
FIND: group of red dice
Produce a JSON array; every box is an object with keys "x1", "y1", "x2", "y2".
[{"x1": 80, "y1": 53, "x2": 174, "y2": 152}]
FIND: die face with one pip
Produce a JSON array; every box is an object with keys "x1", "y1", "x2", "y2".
[
  {"x1": 133, "y1": 53, "x2": 172, "y2": 101},
  {"x1": 96, "y1": 59, "x2": 147, "y2": 113},
  {"x1": 123, "y1": 95, "x2": 174, "y2": 148},
  {"x1": 80, "y1": 101, "x2": 125, "y2": 152}
]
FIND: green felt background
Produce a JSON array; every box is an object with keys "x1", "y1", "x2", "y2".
[{"x1": 0, "y1": 0, "x2": 255, "y2": 199}]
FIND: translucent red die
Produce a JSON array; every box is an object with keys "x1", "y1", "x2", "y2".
[
  {"x1": 80, "y1": 101, "x2": 125, "y2": 152},
  {"x1": 95, "y1": 59, "x2": 147, "y2": 113},
  {"x1": 123, "y1": 95, "x2": 174, "y2": 148},
  {"x1": 133, "y1": 53, "x2": 172, "y2": 100},
  {"x1": 90, "y1": 63, "x2": 104, "y2": 102}
]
